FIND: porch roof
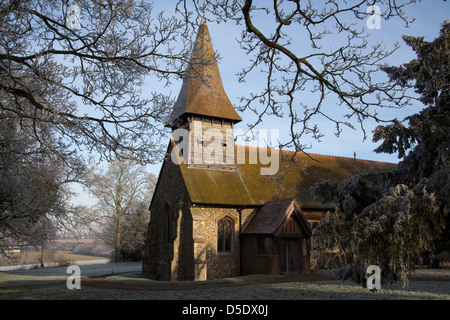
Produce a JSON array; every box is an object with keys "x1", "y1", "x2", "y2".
[{"x1": 243, "y1": 198, "x2": 312, "y2": 237}]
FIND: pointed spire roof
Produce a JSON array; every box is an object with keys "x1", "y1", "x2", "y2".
[{"x1": 166, "y1": 20, "x2": 242, "y2": 127}]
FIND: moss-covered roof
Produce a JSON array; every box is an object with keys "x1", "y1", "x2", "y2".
[
  {"x1": 178, "y1": 145, "x2": 397, "y2": 209},
  {"x1": 243, "y1": 198, "x2": 313, "y2": 237}
]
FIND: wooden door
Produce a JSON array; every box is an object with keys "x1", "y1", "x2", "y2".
[{"x1": 280, "y1": 240, "x2": 300, "y2": 274}]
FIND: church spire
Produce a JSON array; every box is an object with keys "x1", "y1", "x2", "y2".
[{"x1": 166, "y1": 20, "x2": 242, "y2": 127}]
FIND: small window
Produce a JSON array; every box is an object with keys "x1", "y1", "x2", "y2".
[
  {"x1": 257, "y1": 236, "x2": 271, "y2": 256},
  {"x1": 225, "y1": 225, "x2": 231, "y2": 251},
  {"x1": 217, "y1": 217, "x2": 233, "y2": 252},
  {"x1": 257, "y1": 236, "x2": 279, "y2": 256},
  {"x1": 222, "y1": 142, "x2": 227, "y2": 164}
]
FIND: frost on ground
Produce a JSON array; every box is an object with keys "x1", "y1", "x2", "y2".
[
  {"x1": 54, "y1": 278, "x2": 448, "y2": 300},
  {"x1": 96, "y1": 279, "x2": 449, "y2": 300},
  {"x1": 0, "y1": 264, "x2": 449, "y2": 300}
]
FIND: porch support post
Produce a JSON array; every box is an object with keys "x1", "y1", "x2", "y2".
[{"x1": 238, "y1": 208, "x2": 243, "y2": 276}]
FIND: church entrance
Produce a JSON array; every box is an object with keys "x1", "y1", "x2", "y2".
[{"x1": 280, "y1": 239, "x2": 300, "y2": 274}]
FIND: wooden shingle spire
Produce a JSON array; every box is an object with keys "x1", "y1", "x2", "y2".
[{"x1": 166, "y1": 20, "x2": 242, "y2": 127}]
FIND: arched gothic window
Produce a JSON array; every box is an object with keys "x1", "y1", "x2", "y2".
[
  {"x1": 163, "y1": 204, "x2": 171, "y2": 244},
  {"x1": 217, "y1": 217, "x2": 233, "y2": 252}
]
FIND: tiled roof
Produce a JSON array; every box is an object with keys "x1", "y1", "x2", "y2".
[
  {"x1": 166, "y1": 20, "x2": 242, "y2": 126},
  {"x1": 177, "y1": 143, "x2": 397, "y2": 209},
  {"x1": 243, "y1": 198, "x2": 312, "y2": 236}
]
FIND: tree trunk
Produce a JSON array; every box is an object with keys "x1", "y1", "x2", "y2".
[
  {"x1": 114, "y1": 215, "x2": 122, "y2": 262},
  {"x1": 40, "y1": 241, "x2": 45, "y2": 267}
]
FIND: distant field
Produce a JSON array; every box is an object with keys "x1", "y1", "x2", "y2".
[
  {"x1": 0, "y1": 239, "x2": 111, "y2": 267},
  {"x1": 0, "y1": 250, "x2": 109, "y2": 267}
]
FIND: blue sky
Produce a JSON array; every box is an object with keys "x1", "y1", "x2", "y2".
[
  {"x1": 70, "y1": 1, "x2": 449, "y2": 207},
  {"x1": 200, "y1": 1, "x2": 449, "y2": 164}
]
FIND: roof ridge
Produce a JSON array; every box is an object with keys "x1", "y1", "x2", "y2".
[
  {"x1": 262, "y1": 198, "x2": 296, "y2": 205},
  {"x1": 234, "y1": 144, "x2": 396, "y2": 165}
]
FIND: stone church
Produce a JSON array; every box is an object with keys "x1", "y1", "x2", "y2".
[{"x1": 142, "y1": 21, "x2": 396, "y2": 281}]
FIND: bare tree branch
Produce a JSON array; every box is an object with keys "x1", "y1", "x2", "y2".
[{"x1": 177, "y1": 0, "x2": 420, "y2": 154}]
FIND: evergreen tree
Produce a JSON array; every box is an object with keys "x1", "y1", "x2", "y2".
[{"x1": 312, "y1": 21, "x2": 450, "y2": 287}]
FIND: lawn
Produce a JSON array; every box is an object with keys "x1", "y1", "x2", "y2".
[{"x1": 0, "y1": 262, "x2": 449, "y2": 300}]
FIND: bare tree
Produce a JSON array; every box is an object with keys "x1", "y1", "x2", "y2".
[
  {"x1": 0, "y1": 0, "x2": 197, "y2": 165},
  {"x1": 0, "y1": 116, "x2": 71, "y2": 254},
  {"x1": 120, "y1": 201, "x2": 152, "y2": 261},
  {"x1": 175, "y1": 0, "x2": 436, "y2": 153},
  {"x1": 2, "y1": 1, "x2": 435, "y2": 164},
  {"x1": 3, "y1": 1, "x2": 446, "y2": 267},
  {"x1": 86, "y1": 158, "x2": 155, "y2": 262}
]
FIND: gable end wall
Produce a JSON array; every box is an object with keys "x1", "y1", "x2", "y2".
[{"x1": 142, "y1": 152, "x2": 194, "y2": 281}]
